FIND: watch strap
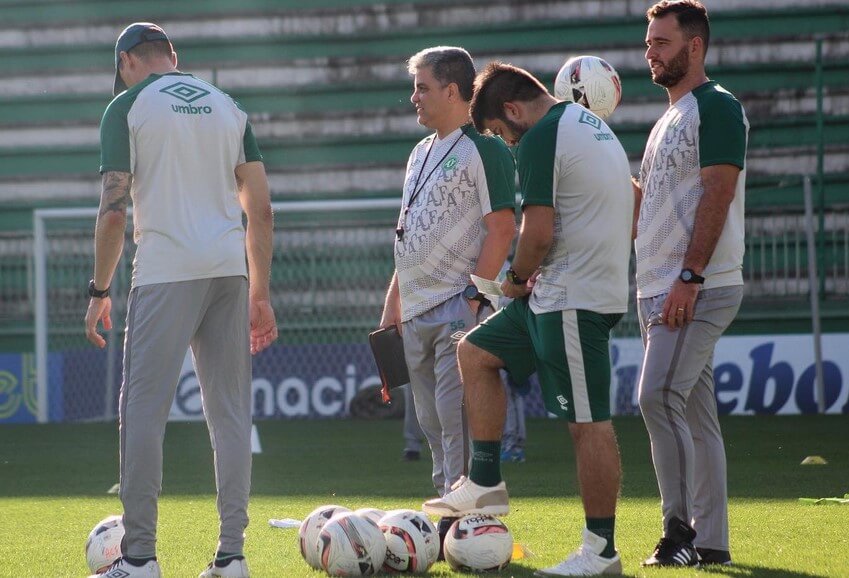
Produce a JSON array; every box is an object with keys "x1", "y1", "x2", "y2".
[{"x1": 88, "y1": 279, "x2": 110, "y2": 298}]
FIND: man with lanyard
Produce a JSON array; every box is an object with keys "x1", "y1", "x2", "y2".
[{"x1": 378, "y1": 46, "x2": 516, "y2": 547}]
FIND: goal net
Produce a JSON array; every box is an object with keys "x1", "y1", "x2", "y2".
[{"x1": 33, "y1": 200, "x2": 398, "y2": 423}]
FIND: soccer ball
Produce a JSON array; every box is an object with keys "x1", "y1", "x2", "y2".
[
  {"x1": 554, "y1": 55, "x2": 622, "y2": 120},
  {"x1": 353, "y1": 508, "x2": 386, "y2": 526},
  {"x1": 443, "y1": 514, "x2": 513, "y2": 572},
  {"x1": 298, "y1": 504, "x2": 351, "y2": 569},
  {"x1": 379, "y1": 510, "x2": 439, "y2": 573},
  {"x1": 317, "y1": 512, "x2": 387, "y2": 576},
  {"x1": 85, "y1": 515, "x2": 124, "y2": 573}
]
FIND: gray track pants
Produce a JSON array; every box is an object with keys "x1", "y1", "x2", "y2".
[
  {"x1": 402, "y1": 384, "x2": 424, "y2": 453},
  {"x1": 402, "y1": 294, "x2": 482, "y2": 495},
  {"x1": 120, "y1": 277, "x2": 252, "y2": 558},
  {"x1": 637, "y1": 285, "x2": 743, "y2": 551}
]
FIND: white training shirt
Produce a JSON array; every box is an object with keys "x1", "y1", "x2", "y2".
[
  {"x1": 99, "y1": 72, "x2": 262, "y2": 287},
  {"x1": 636, "y1": 81, "x2": 748, "y2": 298},
  {"x1": 517, "y1": 102, "x2": 633, "y2": 315},
  {"x1": 394, "y1": 124, "x2": 516, "y2": 321}
]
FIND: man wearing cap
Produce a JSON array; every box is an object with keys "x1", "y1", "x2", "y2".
[{"x1": 84, "y1": 22, "x2": 277, "y2": 578}]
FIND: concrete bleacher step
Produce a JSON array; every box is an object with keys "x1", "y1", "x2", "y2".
[
  {"x1": 2, "y1": 0, "x2": 845, "y2": 39},
  {"x1": 0, "y1": 6, "x2": 846, "y2": 93}
]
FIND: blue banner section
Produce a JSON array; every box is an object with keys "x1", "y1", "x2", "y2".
[
  {"x1": 1, "y1": 333, "x2": 847, "y2": 422},
  {"x1": 0, "y1": 352, "x2": 63, "y2": 423}
]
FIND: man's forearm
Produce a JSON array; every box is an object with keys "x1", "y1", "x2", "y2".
[
  {"x1": 246, "y1": 206, "x2": 274, "y2": 300},
  {"x1": 683, "y1": 165, "x2": 739, "y2": 273},
  {"x1": 510, "y1": 206, "x2": 553, "y2": 279},
  {"x1": 473, "y1": 210, "x2": 515, "y2": 281},
  {"x1": 93, "y1": 171, "x2": 132, "y2": 288}
]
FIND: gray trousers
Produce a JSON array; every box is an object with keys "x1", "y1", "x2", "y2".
[
  {"x1": 402, "y1": 293, "x2": 480, "y2": 495},
  {"x1": 402, "y1": 384, "x2": 424, "y2": 453},
  {"x1": 637, "y1": 285, "x2": 743, "y2": 551},
  {"x1": 120, "y1": 277, "x2": 252, "y2": 558}
]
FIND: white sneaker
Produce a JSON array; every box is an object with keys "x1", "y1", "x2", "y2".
[
  {"x1": 88, "y1": 558, "x2": 162, "y2": 578},
  {"x1": 422, "y1": 476, "x2": 509, "y2": 517},
  {"x1": 198, "y1": 557, "x2": 250, "y2": 578},
  {"x1": 534, "y1": 529, "x2": 622, "y2": 576}
]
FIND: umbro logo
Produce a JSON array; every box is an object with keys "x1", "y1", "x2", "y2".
[
  {"x1": 556, "y1": 395, "x2": 569, "y2": 411},
  {"x1": 159, "y1": 81, "x2": 210, "y2": 103},
  {"x1": 450, "y1": 331, "x2": 466, "y2": 341},
  {"x1": 578, "y1": 109, "x2": 601, "y2": 129},
  {"x1": 104, "y1": 569, "x2": 131, "y2": 578}
]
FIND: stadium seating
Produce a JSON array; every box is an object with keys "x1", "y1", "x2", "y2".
[{"x1": 0, "y1": 0, "x2": 847, "y2": 346}]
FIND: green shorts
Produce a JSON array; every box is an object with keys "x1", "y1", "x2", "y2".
[{"x1": 465, "y1": 297, "x2": 622, "y2": 423}]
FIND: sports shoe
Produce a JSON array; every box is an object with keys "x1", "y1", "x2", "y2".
[
  {"x1": 642, "y1": 516, "x2": 698, "y2": 567},
  {"x1": 500, "y1": 447, "x2": 526, "y2": 463},
  {"x1": 402, "y1": 449, "x2": 421, "y2": 462},
  {"x1": 534, "y1": 528, "x2": 622, "y2": 576},
  {"x1": 422, "y1": 476, "x2": 509, "y2": 517},
  {"x1": 88, "y1": 557, "x2": 161, "y2": 578},
  {"x1": 199, "y1": 556, "x2": 250, "y2": 577},
  {"x1": 697, "y1": 547, "x2": 732, "y2": 566}
]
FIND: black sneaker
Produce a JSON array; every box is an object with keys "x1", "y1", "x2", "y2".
[
  {"x1": 436, "y1": 516, "x2": 458, "y2": 561},
  {"x1": 697, "y1": 547, "x2": 732, "y2": 566},
  {"x1": 402, "y1": 449, "x2": 421, "y2": 461},
  {"x1": 642, "y1": 516, "x2": 699, "y2": 567}
]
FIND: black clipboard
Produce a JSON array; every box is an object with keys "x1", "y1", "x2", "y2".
[{"x1": 368, "y1": 326, "x2": 410, "y2": 396}]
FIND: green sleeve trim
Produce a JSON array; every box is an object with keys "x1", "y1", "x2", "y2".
[
  {"x1": 469, "y1": 131, "x2": 516, "y2": 212},
  {"x1": 99, "y1": 92, "x2": 134, "y2": 174},
  {"x1": 517, "y1": 105, "x2": 561, "y2": 207},
  {"x1": 243, "y1": 121, "x2": 263, "y2": 162},
  {"x1": 695, "y1": 83, "x2": 747, "y2": 169}
]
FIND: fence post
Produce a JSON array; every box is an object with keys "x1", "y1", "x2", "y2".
[
  {"x1": 814, "y1": 37, "x2": 825, "y2": 298},
  {"x1": 803, "y1": 176, "x2": 826, "y2": 414}
]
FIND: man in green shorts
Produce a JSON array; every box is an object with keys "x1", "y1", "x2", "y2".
[{"x1": 423, "y1": 62, "x2": 633, "y2": 576}]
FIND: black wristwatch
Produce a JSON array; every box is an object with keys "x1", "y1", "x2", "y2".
[
  {"x1": 88, "y1": 279, "x2": 110, "y2": 298},
  {"x1": 463, "y1": 284, "x2": 490, "y2": 306},
  {"x1": 505, "y1": 268, "x2": 528, "y2": 285},
  {"x1": 679, "y1": 268, "x2": 705, "y2": 284}
]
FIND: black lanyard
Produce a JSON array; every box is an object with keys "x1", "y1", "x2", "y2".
[{"x1": 396, "y1": 124, "x2": 469, "y2": 241}]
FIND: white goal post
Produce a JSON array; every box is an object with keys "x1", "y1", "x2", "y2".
[{"x1": 33, "y1": 198, "x2": 399, "y2": 424}]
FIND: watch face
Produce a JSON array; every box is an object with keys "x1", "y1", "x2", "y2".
[
  {"x1": 463, "y1": 286, "x2": 478, "y2": 300},
  {"x1": 681, "y1": 270, "x2": 693, "y2": 282}
]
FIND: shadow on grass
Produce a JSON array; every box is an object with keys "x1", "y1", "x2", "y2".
[{"x1": 697, "y1": 563, "x2": 830, "y2": 578}]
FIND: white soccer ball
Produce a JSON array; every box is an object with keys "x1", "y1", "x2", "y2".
[
  {"x1": 298, "y1": 504, "x2": 351, "y2": 569},
  {"x1": 443, "y1": 514, "x2": 513, "y2": 573},
  {"x1": 354, "y1": 508, "x2": 386, "y2": 526},
  {"x1": 85, "y1": 515, "x2": 124, "y2": 573},
  {"x1": 554, "y1": 55, "x2": 622, "y2": 120},
  {"x1": 317, "y1": 512, "x2": 387, "y2": 576},
  {"x1": 379, "y1": 510, "x2": 439, "y2": 573}
]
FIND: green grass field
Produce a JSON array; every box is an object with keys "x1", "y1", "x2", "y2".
[{"x1": 1, "y1": 416, "x2": 847, "y2": 577}]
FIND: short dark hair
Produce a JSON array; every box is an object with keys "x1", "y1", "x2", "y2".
[
  {"x1": 128, "y1": 39, "x2": 173, "y2": 61},
  {"x1": 470, "y1": 62, "x2": 548, "y2": 133},
  {"x1": 647, "y1": 0, "x2": 710, "y2": 54},
  {"x1": 407, "y1": 46, "x2": 476, "y2": 101}
]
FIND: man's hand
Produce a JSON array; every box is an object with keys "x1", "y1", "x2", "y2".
[
  {"x1": 85, "y1": 297, "x2": 112, "y2": 348},
  {"x1": 500, "y1": 278, "x2": 531, "y2": 299},
  {"x1": 379, "y1": 308, "x2": 403, "y2": 334},
  {"x1": 662, "y1": 279, "x2": 700, "y2": 329},
  {"x1": 250, "y1": 298, "x2": 278, "y2": 354}
]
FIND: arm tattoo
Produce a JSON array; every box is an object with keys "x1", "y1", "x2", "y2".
[{"x1": 99, "y1": 172, "x2": 133, "y2": 217}]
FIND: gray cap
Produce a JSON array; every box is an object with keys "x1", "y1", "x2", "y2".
[{"x1": 113, "y1": 22, "x2": 171, "y2": 96}]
